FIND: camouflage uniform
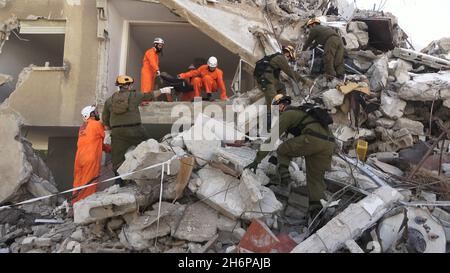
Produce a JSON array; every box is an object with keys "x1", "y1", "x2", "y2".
[
  {"x1": 252, "y1": 108, "x2": 335, "y2": 202},
  {"x1": 258, "y1": 54, "x2": 308, "y2": 108},
  {"x1": 303, "y1": 24, "x2": 345, "y2": 78},
  {"x1": 102, "y1": 88, "x2": 156, "y2": 171}
]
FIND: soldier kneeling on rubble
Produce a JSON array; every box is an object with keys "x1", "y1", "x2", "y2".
[
  {"x1": 245, "y1": 94, "x2": 335, "y2": 218},
  {"x1": 102, "y1": 75, "x2": 173, "y2": 186}
]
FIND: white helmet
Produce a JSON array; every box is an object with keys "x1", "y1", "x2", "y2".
[
  {"x1": 153, "y1": 37, "x2": 165, "y2": 44},
  {"x1": 81, "y1": 105, "x2": 96, "y2": 121},
  {"x1": 207, "y1": 56, "x2": 218, "y2": 68}
]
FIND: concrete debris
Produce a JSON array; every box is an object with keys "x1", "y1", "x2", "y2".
[
  {"x1": 195, "y1": 166, "x2": 282, "y2": 221},
  {"x1": 172, "y1": 202, "x2": 218, "y2": 242},
  {"x1": 117, "y1": 139, "x2": 180, "y2": 181},
  {"x1": 2, "y1": 0, "x2": 450, "y2": 254},
  {"x1": 380, "y1": 91, "x2": 407, "y2": 120},
  {"x1": 367, "y1": 55, "x2": 389, "y2": 92},
  {"x1": 73, "y1": 185, "x2": 138, "y2": 225},
  {"x1": 0, "y1": 108, "x2": 57, "y2": 204}
]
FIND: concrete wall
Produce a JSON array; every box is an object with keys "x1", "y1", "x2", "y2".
[
  {"x1": 0, "y1": 33, "x2": 64, "y2": 102},
  {"x1": 106, "y1": 1, "x2": 124, "y2": 97},
  {"x1": 3, "y1": 0, "x2": 99, "y2": 127},
  {"x1": 126, "y1": 32, "x2": 143, "y2": 89}
]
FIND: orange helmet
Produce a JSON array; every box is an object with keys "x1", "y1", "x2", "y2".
[
  {"x1": 282, "y1": 45, "x2": 296, "y2": 60},
  {"x1": 306, "y1": 18, "x2": 321, "y2": 27}
]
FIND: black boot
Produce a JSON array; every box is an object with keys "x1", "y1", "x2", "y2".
[{"x1": 114, "y1": 171, "x2": 126, "y2": 187}]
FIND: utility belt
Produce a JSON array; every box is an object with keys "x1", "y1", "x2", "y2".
[
  {"x1": 111, "y1": 123, "x2": 141, "y2": 129},
  {"x1": 305, "y1": 130, "x2": 335, "y2": 143}
]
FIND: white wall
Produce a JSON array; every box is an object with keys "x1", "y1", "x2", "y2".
[
  {"x1": 126, "y1": 34, "x2": 143, "y2": 90},
  {"x1": 0, "y1": 34, "x2": 64, "y2": 102},
  {"x1": 106, "y1": 1, "x2": 124, "y2": 96}
]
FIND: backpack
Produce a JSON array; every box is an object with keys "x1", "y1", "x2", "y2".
[
  {"x1": 111, "y1": 91, "x2": 130, "y2": 114},
  {"x1": 299, "y1": 103, "x2": 333, "y2": 128},
  {"x1": 286, "y1": 104, "x2": 333, "y2": 136},
  {"x1": 253, "y1": 52, "x2": 282, "y2": 79}
]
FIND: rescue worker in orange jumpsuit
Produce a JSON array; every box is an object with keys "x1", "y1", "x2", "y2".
[
  {"x1": 72, "y1": 105, "x2": 111, "y2": 204},
  {"x1": 177, "y1": 56, "x2": 228, "y2": 101},
  {"x1": 141, "y1": 37, "x2": 164, "y2": 93}
]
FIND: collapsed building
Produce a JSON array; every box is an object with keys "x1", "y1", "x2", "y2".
[{"x1": 1, "y1": 0, "x2": 450, "y2": 253}]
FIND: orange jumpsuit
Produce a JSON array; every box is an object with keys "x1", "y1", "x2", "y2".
[
  {"x1": 141, "y1": 47, "x2": 159, "y2": 93},
  {"x1": 72, "y1": 118, "x2": 107, "y2": 204},
  {"x1": 178, "y1": 64, "x2": 228, "y2": 100},
  {"x1": 178, "y1": 76, "x2": 201, "y2": 101}
]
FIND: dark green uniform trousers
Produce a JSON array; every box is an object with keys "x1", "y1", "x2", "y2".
[
  {"x1": 324, "y1": 35, "x2": 345, "y2": 78},
  {"x1": 260, "y1": 81, "x2": 286, "y2": 109},
  {"x1": 277, "y1": 134, "x2": 335, "y2": 202},
  {"x1": 111, "y1": 126, "x2": 148, "y2": 171}
]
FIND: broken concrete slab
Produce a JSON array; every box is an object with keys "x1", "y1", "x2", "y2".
[
  {"x1": 347, "y1": 21, "x2": 369, "y2": 48},
  {"x1": 117, "y1": 139, "x2": 180, "y2": 181},
  {"x1": 375, "y1": 118, "x2": 396, "y2": 129},
  {"x1": 380, "y1": 92, "x2": 406, "y2": 120},
  {"x1": 393, "y1": 118, "x2": 424, "y2": 136},
  {"x1": 291, "y1": 186, "x2": 404, "y2": 253},
  {"x1": 214, "y1": 146, "x2": 257, "y2": 172},
  {"x1": 322, "y1": 89, "x2": 345, "y2": 113},
  {"x1": 398, "y1": 72, "x2": 450, "y2": 101},
  {"x1": 332, "y1": 124, "x2": 376, "y2": 142},
  {"x1": 73, "y1": 185, "x2": 138, "y2": 225},
  {"x1": 217, "y1": 214, "x2": 240, "y2": 233},
  {"x1": 172, "y1": 202, "x2": 218, "y2": 242},
  {"x1": 239, "y1": 169, "x2": 264, "y2": 208},
  {"x1": 368, "y1": 55, "x2": 388, "y2": 92},
  {"x1": 379, "y1": 207, "x2": 446, "y2": 253},
  {"x1": 196, "y1": 166, "x2": 282, "y2": 221}
]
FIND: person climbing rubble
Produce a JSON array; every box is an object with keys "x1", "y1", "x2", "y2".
[
  {"x1": 72, "y1": 105, "x2": 111, "y2": 204},
  {"x1": 141, "y1": 37, "x2": 165, "y2": 94},
  {"x1": 244, "y1": 94, "x2": 335, "y2": 219},
  {"x1": 177, "y1": 56, "x2": 228, "y2": 101},
  {"x1": 101, "y1": 75, "x2": 173, "y2": 186},
  {"x1": 254, "y1": 45, "x2": 312, "y2": 108},
  {"x1": 302, "y1": 18, "x2": 345, "y2": 80}
]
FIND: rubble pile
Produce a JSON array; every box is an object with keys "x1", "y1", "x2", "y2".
[{"x1": 1, "y1": 2, "x2": 450, "y2": 253}]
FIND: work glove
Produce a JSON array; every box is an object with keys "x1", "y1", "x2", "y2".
[
  {"x1": 244, "y1": 160, "x2": 259, "y2": 173},
  {"x1": 156, "y1": 70, "x2": 161, "y2": 77},
  {"x1": 159, "y1": 87, "x2": 173, "y2": 94},
  {"x1": 176, "y1": 74, "x2": 181, "y2": 79}
]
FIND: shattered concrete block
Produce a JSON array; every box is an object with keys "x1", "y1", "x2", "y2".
[
  {"x1": 393, "y1": 118, "x2": 424, "y2": 136},
  {"x1": 73, "y1": 186, "x2": 138, "y2": 225},
  {"x1": 239, "y1": 169, "x2": 264, "y2": 208},
  {"x1": 34, "y1": 237, "x2": 52, "y2": 248},
  {"x1": 117, "y1": 139, "x2": 180, "y2": 181},
  {"x1": 322, "y1": 89, "x2": 345, "y2": 113},
  {"x1": 393, "y1": 59, "x2": 413, "y2": 84},
  {"x1": 214, "y1": 146, "x2": 257, "y2": 172},
  {"x1": 380, "y1": 92, "x2": 406, "y2": 120},
  {"x1": 392, "y1": 128, "x2": 410, "y2": 139},
  {"x1": 292, "y1": 186, "x2": 404, "y2": 253},
  {"x1": 343, "y1": 32, "x2": 360, "y2": 51},
  {"x1": 398, "y1": 72, "x2": 450, "y2": 101},
  {"x1": 196, "y1": 167, "x2": 282, "y2": 220},
  {"x1": 375, "y1": 118, "x2": 396, "y2": 129},
  {"x1": 347, "y1": 21, "x2": 369, "y2": 48},
  {"x1": 217, "y1": 214, "x2": 240, "y2": 232},
  {"x1": 443, "y1": 99, "x2": 450, "y2": 109},
  {"x1": 26, "y1": 174, "x2": 58, "y2": 201},
  {"x1": 172, "y1": 202, "x2": 218, "y2": 242},
  {"x1": 368, "y1": 55, "x2": 388, "y2": 92},
  {"x1": 183, "y1": 127, "x2": 221, "y2": 167},
  {"x1": 332, "y1": 125, "x2": 375, "y2": 142},
  {"x1": 377, "y1": 134, "x2": 414, "y2": 152}
]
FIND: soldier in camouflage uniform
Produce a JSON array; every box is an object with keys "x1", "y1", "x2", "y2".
[
  {"x1": 302, "y1": 18, "x2": 345, "y2": 79},
  {"x1": 102, "y1": 75, "x2": 172, "y2": 184},
  {"x1": 245, "y1": 94, "x2": 335, "y2": 214},
  {"x1": 256, "y1": 45, "x2": 312, "y2": 108}
]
